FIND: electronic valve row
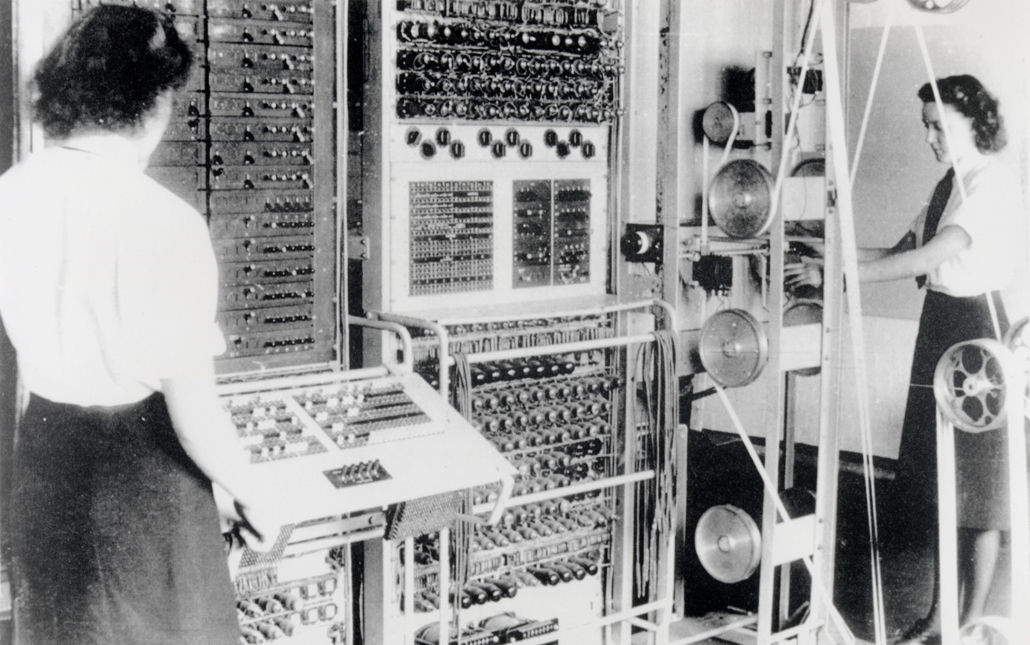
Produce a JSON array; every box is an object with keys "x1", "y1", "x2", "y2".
[{"x1": 392, "y1": 0, "x2": 620, "y2": 124}]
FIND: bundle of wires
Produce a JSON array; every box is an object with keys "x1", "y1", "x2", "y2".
[
  {"x1": 445, "y1": 352, "x2": 474, "y2": 643},
  {"x1": 451, "y1": 488, "x2": 474, "y2": 645},
  {"x1": 636, "y1": 329, "x2": 678, "y2": 594},
  {"x1": 451, "y1": 352, "x2": 473, "y2": 421}
]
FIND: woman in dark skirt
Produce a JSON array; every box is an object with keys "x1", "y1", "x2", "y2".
[
  {"x1": 788, "y1": 75, "x2": 1023, "y2": 643},
  {"x1": 0, "y1": 7, "x2": 283, "y2": 644}
]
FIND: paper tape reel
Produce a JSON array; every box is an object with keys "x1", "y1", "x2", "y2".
[
  {"x1": 694, "y1": 504, "x2": 762, "y2": 584},
  {"x1": 933, "y1": 338, "x2": 1020, "y2": 433},
  {"x1": 699, "y1": 309, "x2": 769, "y2": 388},
  {"x1": 708, "y1": 159, "x2": 775, "y2": 239}
]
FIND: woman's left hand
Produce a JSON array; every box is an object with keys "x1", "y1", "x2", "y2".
[{"x1": 785, "y1": 256, "x2": 824, "y2": 288}]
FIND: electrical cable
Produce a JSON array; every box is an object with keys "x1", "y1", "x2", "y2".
[
  {"x1": 451, "y1": 352, "x2": 473, "y2": 421},
  {"x1": 637, "y1": 330, "x2": 678, "y2": 597}
]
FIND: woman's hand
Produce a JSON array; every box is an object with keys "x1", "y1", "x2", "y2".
[
  {"x1": 785, "y1": 256, "x2": 824, "y2": 289},
  {"x1": 232, "y1": 499, "x2": 286, "y2": 553}
]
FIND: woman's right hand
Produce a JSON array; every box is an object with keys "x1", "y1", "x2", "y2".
[
  {"x1": 232, "y1": 498, "x2": 286, "y2": 553},
  {"x1": 785, "y1": 256, "x2": 824, "y2": 289}
]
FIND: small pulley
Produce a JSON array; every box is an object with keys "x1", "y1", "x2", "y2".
[
  {"x1": 933, "y1": 339, "x2": 1019, "y2": 433},
  {"x1": 708, "y1": 159, "x2": 775, "y2": 239},
  {"x1": 694, "y1": 504, "x2": 762, "y2": 583},
  {"x1": 701, "y1": 101, "x2": 739, "y2": 144},
  {"x1": 906, "y1": 0, "x2": 971, "y2": 13},
  {"x1": 699, "y1": 309, "x2": 769, "y2": 388}
]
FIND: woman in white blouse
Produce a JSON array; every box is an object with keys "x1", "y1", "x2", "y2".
[
  {"x1": 789, "y1": 74, "x2": 1022, "y2": 644},
  {"x1": 0, "y1": 7, "x2": 283, "y2": 644}
]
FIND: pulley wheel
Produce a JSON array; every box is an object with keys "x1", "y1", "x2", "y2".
[
  {"x1": 708, "y1": 159, "x2": 775, "y2": 239},
  {"x1": 907, "y1": 0, "x2": 971, "y2": 13},
  {"x1": 699, "y1": 309, "x2": 769, "y2": 388},
  {"x1": 694, "y1": 504, "x2": 762, "y2": 583},
  {"x1": 784, "y1": 300, "x2": 823, "y2": 376},
  {"x1": 702, "y1": 101, "x2": 738, "y2": 143},
  {"x1": 933, "y1": 339, "x2": 1019, "y2": 433}
]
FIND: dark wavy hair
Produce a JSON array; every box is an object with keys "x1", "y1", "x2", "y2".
[
  {"x1": 31, "y1": 6, "x2": 193, "y2": 139},
  {"x1": 918, "y1": 74, "x2": 1006, "y2": 153}
]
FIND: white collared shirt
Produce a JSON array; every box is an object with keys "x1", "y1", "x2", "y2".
[
  {"x1": 0, "y1": 134, "x2": 225, "y2": 406},
  {"x1": 910, "y1": 156, "x2": 1025, "y2": 297}
]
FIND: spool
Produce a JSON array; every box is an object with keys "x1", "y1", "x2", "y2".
[
  {"x1": 708, "y1": 159, "x2": 775, "y2": 238},
  {"x1": 701, "y1": 101, "x2": 739, "y2": 144},
  {"x1": 694, "y1": 504, "x2": 762, "y2": 583},
  {"x1": 784, "y1": 300, "x2": 823, "y2": 376},
  {"x1": 933, "y1": 339, "x2": 1019, "y2": 433},
  {"x1": 699, "y1": 309, "x2": 769, "y2": 388}
]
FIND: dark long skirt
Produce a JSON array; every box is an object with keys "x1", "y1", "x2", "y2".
[
  {"x1": 10, "y1": 392, "x2": 239, "y2": 645},
  {"x1": 894, "y1": 290, "x2": 1010, "y2": 537}
]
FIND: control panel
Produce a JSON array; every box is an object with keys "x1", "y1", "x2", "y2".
[
  {"x1": 78, "y1": 0, "x2": 339, "y2": 374},
  {"x1": 362, "y1": 0, "x2": 622, "y2": 315},
  {"x1": 217, "y1": 370, "x2": 516, "y2": 523}
]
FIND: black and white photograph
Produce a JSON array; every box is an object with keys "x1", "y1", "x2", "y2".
[{"x1": 0, "y1": 1, "x2": 1028, "y2": 644}]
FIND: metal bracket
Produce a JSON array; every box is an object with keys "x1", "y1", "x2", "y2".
[{"x1": 348, "y1": 232, "x2": 370, "y2": 261}]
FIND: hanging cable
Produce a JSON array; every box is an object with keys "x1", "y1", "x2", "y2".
[
  {"x1": 637, "y1": 330, "x2": 678, "y2": 596},
  {"x1": 450, "y1": 352, "x2": 473, "y2": 421}
]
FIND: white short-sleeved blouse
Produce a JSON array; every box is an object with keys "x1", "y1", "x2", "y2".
[
  {"x1": 909, "y1": 156, "x2": 1024, "y2": 297},
  {"x1": 0, "y1": 134, "x2": 224, "y2": 406}
]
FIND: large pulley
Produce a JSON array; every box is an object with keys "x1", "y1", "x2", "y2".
[
  {"x1": 699, "y1": 309, "x2": 769, "y2": 388},
  {"x1": 694, "y1": 504, "x2": 762, "y2": 584},
  {"x1": 933, "y1": 338, "x2": 1020, "y2": 433},
  {"x1": 708, "y1": 159, "x2": 775, "y2": 239}
]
